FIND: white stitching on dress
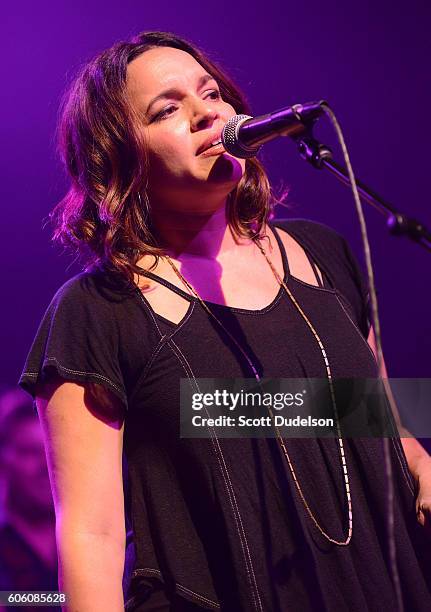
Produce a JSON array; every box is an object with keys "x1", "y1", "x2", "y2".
[
  {"x1": 131, "y1": 567, "x2": 221, "y2": 608},
  {"x1": 135, "y1": 291, "x2": 164, "y2": 337},
  {"x1": 334, "y1": 293, "x2": 377, "y2": 363},
  {"x1": 176, "y1": 583, "x2": 221, "y2": 608},
  {"x1": 140, "y1": 336, "x2": 168, "y2": 378},
  {"x1": 134, "y1": 287, "x2": 263, "y2": 609},
  {"x1": 167, "y1": 338, "x2": 263, "y2": 612},
  {"x1": 390, "y1": 437, "x2": 416, "y2": 496},
  {"x1": 334, "y1": 293, "x2": 416, "y2": 496},
  {"x1": 25, "y1": 356, "x2": 125, "y2": 396},
  {"x1": 136, "y1": 301, "x2": 197, "y2": 387},
  {"x1": 163, "y1": 300, "x2": 196, "y2": 338},
  {"x1": 135, "y1": 287, "x2": 197, "y2": 334},
  {"x1": 131, "y1": 568, "x2": 162, "y2": 577}
]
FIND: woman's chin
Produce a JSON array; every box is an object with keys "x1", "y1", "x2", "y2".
[{"x1": 205, "y1": 152, "x2": 245, "y2": 184}]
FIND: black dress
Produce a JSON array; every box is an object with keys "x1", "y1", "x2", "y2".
[{"x1": 19, "y1": 219, "x2": 431, "y2": 611}]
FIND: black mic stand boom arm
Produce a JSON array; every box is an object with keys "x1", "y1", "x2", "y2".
[{"x1": 289, "y1": 115, "x2": 431, "y2": 252}]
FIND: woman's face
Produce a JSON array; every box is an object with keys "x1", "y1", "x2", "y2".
[{"x1": 126, "y1": 46, "x2": 246, "y2": 210}]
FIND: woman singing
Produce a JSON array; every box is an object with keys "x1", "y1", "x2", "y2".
[{"x1": 19, "y1": 31, "x2": 431, "y2": 611}]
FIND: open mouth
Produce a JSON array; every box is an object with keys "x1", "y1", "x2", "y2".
[
  {"x1": 199, "y1": 139, "x2": 225, "y2": 156},
  {"x1": 208, "y1": 139, "x2": 222, "y2": 148}
]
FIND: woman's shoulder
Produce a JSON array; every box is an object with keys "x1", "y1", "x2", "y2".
[
  {"x1": 270, "y1": 217, "x2": 347, "y2": 251},
  {"x1": 48, "y1": 267, "x2": 134, "y2": 310},
  {"x1": 18, "y1": 269, "x2": 149, "y2": 408},
  {"x1": 270, "y1": 217, "x2": 364, "y2": 278}
]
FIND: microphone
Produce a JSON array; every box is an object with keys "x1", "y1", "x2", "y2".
[{"x1": 221, "y1": 100, "x2": 326, "y2": 159}]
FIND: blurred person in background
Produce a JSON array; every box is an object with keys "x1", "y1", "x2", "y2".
[{"x1": 0, "y1": 388, "x2": 59, "y2": 611}]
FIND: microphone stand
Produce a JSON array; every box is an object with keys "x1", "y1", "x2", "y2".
[
  {"x1": 290, "y1": 114, "x2": 426, "y2": 612},
  {"x1": 293, "y1": 131, "x2": 431, "y2": 252}
]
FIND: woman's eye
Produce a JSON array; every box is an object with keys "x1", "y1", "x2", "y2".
[
  {"x1": 206, "y1": 89, "x2": 221, "y2": 100},
  {"x1": 152, "y1": 105, "x2": 177, "y2": 122},
  {"x1": 150, "y1": 90, "x2": 221, "y2": 123}
]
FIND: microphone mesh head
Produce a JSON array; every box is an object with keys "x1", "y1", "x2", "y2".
[{"x1": 221, "y1": 114, "x2": 261, "y2": 159}]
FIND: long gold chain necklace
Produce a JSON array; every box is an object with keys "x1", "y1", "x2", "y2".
[{"x1": 164, "y1": 235, "x2": 352, "y2": 546}]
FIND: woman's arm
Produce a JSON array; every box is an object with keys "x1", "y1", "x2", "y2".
[
  {"x1": 36, "y1": 379, "x2": 126, "y2": 612},
  {"x1": 367, "y1": 327, "x2": 431, "y2": 531}
]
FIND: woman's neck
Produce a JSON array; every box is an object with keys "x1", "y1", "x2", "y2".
[{"x1": 150, "y1": 200, "x2": 254, "y2": 260}]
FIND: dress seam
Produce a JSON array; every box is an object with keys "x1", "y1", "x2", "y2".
[
  {"x1": 127, "y1": 336, "x2": 169, "y2": 404},
  {"x1": 334, "y1": 292, "x2": 377, "y2": 363},
  {"x1": 334, "y1": 294, "x2": 416, "y2": 495},
  {"x1": 390, "y1": 437, "x2": 416, "y2": 496},
  {"x1": 21, "y1": 357, "x2": 125, "y2": 396},
  {"x1": 134, "y1": 289, "x2": 164, "y2": 338},
  {"x1": 130, "y1": 568, "x2": 221, "y2": 609},
  {"x1": 164, "y1": 301, "x2": 197, "y2": 338},
  {"x1": 166, "y1": 337, "x2": 263, "y2": 612},
  {"x1": 136, "y1": 302, "x2": 197, "y2": 388}
]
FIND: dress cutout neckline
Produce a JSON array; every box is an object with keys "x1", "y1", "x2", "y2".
[{"x1": 138, "y1": 221, "x2": 290, "y2": 314}]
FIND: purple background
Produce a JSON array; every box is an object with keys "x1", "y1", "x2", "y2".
[{"x1": 2, "y1": 0, "x2": 430, "y2": 387}]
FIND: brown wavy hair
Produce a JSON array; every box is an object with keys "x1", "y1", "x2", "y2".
[{"x1": 52, "y1": 31, "x2": 280, "y2": 287}]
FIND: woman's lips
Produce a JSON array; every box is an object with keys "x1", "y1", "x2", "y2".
[{"x1": 198, "y1": 142, "x2": 226, "y2": 157}]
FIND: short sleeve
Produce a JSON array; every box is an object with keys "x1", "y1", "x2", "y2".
[{"x1": 18, "y1": 273, "x2": 128, "y2": 409}]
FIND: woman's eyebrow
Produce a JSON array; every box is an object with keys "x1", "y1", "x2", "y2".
[{"x1": 145, "y1": 73, "x2": 217, "y2": 116}]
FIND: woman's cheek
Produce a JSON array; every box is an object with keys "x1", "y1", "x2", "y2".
[{"x1": 147, "y1": 143, "x2": 190, "y2": 184}]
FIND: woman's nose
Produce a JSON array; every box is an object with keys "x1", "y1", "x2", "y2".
[{"x1": 190, "y1": 99, "x2": 219, "y2": 131}]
